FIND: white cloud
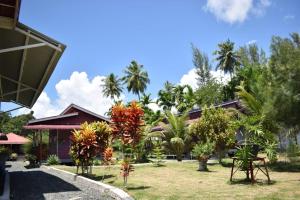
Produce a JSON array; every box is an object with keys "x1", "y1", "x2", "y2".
[
  {"x1": 204, "y1": 0, "x2": 271, "y2": 24},
  {"x1": 179, "y1": 68, "x2": 198, "y2": 90},
  {"x1": 284, "y1": 15, "x2": 295, "y2": 20},
  {"x1": 179, "y1": 68, "x2": 230, "y2": 90},
  {"x1": 148, "y1": 98, "x2": 161, "y2": 112},
  {"x1": 18, "y1": 71, "x2": 121, "y2": 118},
  {"x1": 247, "y1": 40, "x2": 257, "y2": 45}
]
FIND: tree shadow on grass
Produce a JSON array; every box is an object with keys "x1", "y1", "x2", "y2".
[
  {"x1": 228, "y1": 179, "x2": 276, "y2": 186},
  {"x1": 126, "y1": 186, "x2": 151, "y2": 190},
  {"x1": 83, "y1": 174, "x2": 116, "y2": 182},
  {"x1": 268, "y1": 161, "x2": 300, "y2": 172}
]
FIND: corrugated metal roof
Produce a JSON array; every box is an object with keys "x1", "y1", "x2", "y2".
[
  {"x1": 0, "y1": 22, "x2": 66, "y2": 108},
  {"x1": 0, "y1": 132, "x2": 29, "y2": 144}
]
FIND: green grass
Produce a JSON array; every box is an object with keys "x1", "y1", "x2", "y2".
[{"x1": 55, "y1": 160, "x2": 300, "y2": 200}]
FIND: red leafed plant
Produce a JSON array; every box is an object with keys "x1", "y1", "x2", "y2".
[
  {"x1": 111, "y1": 101, "x2": 144, "y2": 146},
  {"x1": 120, "y1": 157, "x2": 135, "y2": 186},
  {"x1": 102, "y1": 147, "x2": 113, "y2": 165},
  {"x1": 111, "y1": 101, "x2": 144, "y2": 185}
]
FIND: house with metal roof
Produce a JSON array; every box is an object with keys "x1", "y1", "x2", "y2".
[{"x1": 24, "y1": 104, "x2": 110, "y2": 162}]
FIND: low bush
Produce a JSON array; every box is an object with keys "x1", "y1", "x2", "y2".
[
  {"x1": 10, "y1": 153, "x2": 18, "y2": 161},
  {"x1": 46, "y1": 154, "x2": 60, "y2": 165}
]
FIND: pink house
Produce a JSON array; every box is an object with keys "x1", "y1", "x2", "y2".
[{"x1": 24, "y1": 104, "x2": 110, "y2": 162}]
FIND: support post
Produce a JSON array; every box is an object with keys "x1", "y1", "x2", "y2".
[
  {"x1": 56, "y1": 130, "x2": 59, "y2": 157},
  {"x1": 39, "y1": 130, "x2": 42, "y2": 162}
]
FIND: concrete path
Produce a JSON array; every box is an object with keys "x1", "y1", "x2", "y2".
[{"x1": 7, "y1": 161, "x2": 115, "y2": 200}]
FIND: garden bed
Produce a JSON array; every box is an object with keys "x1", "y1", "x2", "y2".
[{"x1": 55, "y1": 161, "x2": 300, "y2": 200}]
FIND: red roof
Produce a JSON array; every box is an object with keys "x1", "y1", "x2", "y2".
[
  {"x1": 23, "y1": 125, "x2": 81, "y2": 130},
  {"x1": 0, "y1": 133, "x2": 30, "y2": 145}
]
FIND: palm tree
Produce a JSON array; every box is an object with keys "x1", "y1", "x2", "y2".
[
  {"x1": 157, "y1": 81, "x2": 175, "y2": 111},
  {"x1": 102, "y1": 73, "x2": 123, "y2": 101},
  {"x1": 122, "y1": 60, "x2": 150, "y2": 100},
  {"x1": 214, "y1": 39, "x2": 240, "y2": 77},
  {"x1": 163, "y1": 111, "x2": 189, "y2": 161}
]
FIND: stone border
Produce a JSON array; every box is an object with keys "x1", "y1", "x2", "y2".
[
  {"x1": 43, "y1": 166, "x2": 133, "y2": 200},
  {"x1": 0, "y1": 171, "x2": 10, "y2": 200}
]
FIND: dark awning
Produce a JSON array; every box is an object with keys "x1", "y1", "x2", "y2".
[{"x1": 0, "y1": 22, "x2": 66, "y2": 108}]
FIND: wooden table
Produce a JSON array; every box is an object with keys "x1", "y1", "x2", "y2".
[{"x1": 230, "y1": 157, "x2": 271, "y2": 184}]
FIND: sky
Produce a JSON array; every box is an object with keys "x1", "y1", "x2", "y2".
[{"x1": 3, "y1": 0, "x2": 300, "y2": 118}]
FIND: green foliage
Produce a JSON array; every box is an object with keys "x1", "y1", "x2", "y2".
[
  {"x1": 235, "y1": 145, "x2": 253, "y2": 170},
  {"x1": 287, "y1": 142, "x2": 300, "y2": 158},
  {"x1": 25, "y1": 154, "x2": 37, "y2": 166},
  {"x1": 102, "y1": 73, "x2": 123, "y2": 100},
  {"x1": 46, "y1": 154, "x2": 60, "y2": 165},
  {"x1": 0, "y1": 146, "x2": 10, "y2": 156},
  {"x1": 151, "y1": 142, "x2": 165, "y2": 166},
  {"x1": 157, "y1": 81, "x2": 175, "y2": 111},
  {"x1": 157, "y1": 83, "x2": 195, "y2": 113},
  {"x1": 0, "y1": 112, "x2": 34, "y2": 134},
  {"x1": 10, "y1": 153, "x2": 18, "y2": 161},
  {"x1": 189, "y1": 106, "x2": 235, "y2": 160},
  {"x1": 192, "y1": 141, "x2": 215, "y2": 161},
  {"x1": 93, "y1": 159, "x2": 101, "y2": 166},
  {"x1": 191, "y1": 44, "x2": 212, "y2": 87},
  {"x1": 264, "y1": 141, "x2": 278, "y2": 163},
  {"x1": 194, "y1": 79, "x2": 224, "y2": 107},
  {"x1": 214, "y1": 39, "x2": 240, "y2": 76},
  {"x1": 163, "y1": 111, "x2": 189, "y2": 161},
  {"x1": 139, "y1": 93, "x2": 162, "y2": 126},
  {"x1": 22, "y1": 141, "x2": 35, "y2": 155},
  {"x1": 122, "y1": 60, "x2": 150, "y2": 99}
]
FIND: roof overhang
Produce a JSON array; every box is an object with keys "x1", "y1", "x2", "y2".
[
  {"x1": 23, "y1": 125, "x2": 81, "y2": 130},
  {"x1": 0, "y1": 22, "x2": 66, "y2": 108},
  {"x1": 0, "y1": 0, "x2": 21, "y2": 30}
]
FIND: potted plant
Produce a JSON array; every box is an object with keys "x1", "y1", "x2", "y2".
[{"x1": 192, "y1": 141, "x2": 215, "y2": 171}]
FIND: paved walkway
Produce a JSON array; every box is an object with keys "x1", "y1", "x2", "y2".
[{"x1": 7, "y1": 161, "x2": 115, "y2": 200}]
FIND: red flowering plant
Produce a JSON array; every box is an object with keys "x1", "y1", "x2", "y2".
[{"x1": 111, "y1": 101, "x2": 144, "y2": 186}]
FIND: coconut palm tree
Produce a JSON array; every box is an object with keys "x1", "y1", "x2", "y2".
[
  {"x1": 214, "y1": 39, "x2": 240, "y2": 77},
  {"x1": 122, "y1": 60, "x2": 150, "y2": 100},
  {"x1": 157, "y1": 81, "x2": 175, "y2": 111},
  {"x1": 163, "y1": 111, "x2": 189, "y2": 161},
  {"x1": 102, "y1": 73, "x2": 123, "y2": 101}
]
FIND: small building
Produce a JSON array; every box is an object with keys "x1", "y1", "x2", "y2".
[
  {"x1": 0, "y1": 133, "x2": 29, "y2": 154},
  {"x1": 24, "y1": 104, "x2": 110, "y2": 162}
]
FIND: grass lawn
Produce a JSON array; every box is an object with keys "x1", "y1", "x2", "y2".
[{"x1": 55, "y1": 160, "x2": 300, "y2": 200}]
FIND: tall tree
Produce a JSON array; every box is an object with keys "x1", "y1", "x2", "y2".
[
  {"x1": 122, "y1": 60, "x2": 150, "y2": 100},
  {"x1": 267, "y1": 33, "x2": 300, "y2": 128},
  {"x1": 191, "y1": 44, "x2": 211, "y2": 87},
  {"x1": 214, "y1": 39, "x2": 240, "y2": 77},
  {"x1": 157, "y1": 81, "x2": 175, "y2": 111},
  {"x1": 102, "y1": 73, "x2": 123, "y2": 100}
]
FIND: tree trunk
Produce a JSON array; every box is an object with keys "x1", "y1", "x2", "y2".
[{"x1": 198, "y1": 160, "x2": 208, "y2": 171}]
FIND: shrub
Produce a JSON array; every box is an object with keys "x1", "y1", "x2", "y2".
[
  {"x1": 151, "y1": 142, "x2": 165, "y2": 166},
  {"x1": 25, "y1": 154, "x2": 37, "y2": 166},
  {"x1": 47, "y1": 154, "x2": 60, "y2": 165},
  {"x1": 93, "y1": 159, "x2": 101, "y2": 166},
  {"x1": 264, "y1": 141, "x2": 278, "y2": 163},
  {"x1": 10, "y1": 153, "x2": 18, "y2": 161},
  {"x1": 0, "y1": 146, "x2": 10, "y2": 156},
  {"x1": 192, "y1": 142, "x2": 215, "y2": 161}
]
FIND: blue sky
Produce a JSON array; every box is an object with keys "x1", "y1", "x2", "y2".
[{"x1": 5, "y1": 0, "x2": 300, "y2": 117}]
